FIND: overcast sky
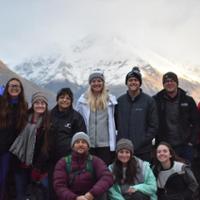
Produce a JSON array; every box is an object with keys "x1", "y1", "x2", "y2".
[{"x1": 0, "y1": 0, "x2": 200, "y2": 66}]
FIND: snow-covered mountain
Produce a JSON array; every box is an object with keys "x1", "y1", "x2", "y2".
[
  {"x1": 9, "y1": 34, "x2": 200, "y2": 101},
  {"x1": 0, "y1": 60, "x2": 56, "y2": 107}
]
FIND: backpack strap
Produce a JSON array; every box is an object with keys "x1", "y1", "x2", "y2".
[
  {"x1": 65, "y1": 155, "x2": 72, "y2": 174},
  {"x1": 64, "y1": 154, "x2": 94, "y2": 187},
  {"x1": 86, "y1": 154, "x2": 93, "y2": 175}
]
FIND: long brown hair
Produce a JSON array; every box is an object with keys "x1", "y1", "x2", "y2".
[
  {"x1": 28, "y1": 102, "x2": 50, "y2": 154},
  {"x1": 0, "y1": 78, "x2": 28, "y2": 131},
  {"x1": 152, "y1": 141, "x2": 185, "y2": 177},
  {"x1": 113, "y1": 152, "x2": 137, "y2": 184}
]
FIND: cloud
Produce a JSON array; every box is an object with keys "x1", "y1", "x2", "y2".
[{"x1": 0, "y1": 0, "x2": 200, "y2": 65}]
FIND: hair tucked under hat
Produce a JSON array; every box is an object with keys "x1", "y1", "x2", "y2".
[
  {"x1": 162, "y1": 72, "x2": 179, "y2": 85},
  {"x1": 71, "y1": 132, "x2": 91, "y2": 148},
  {"x1": 31, "y1": 92, "x2": 48, "y2": 105},
  {"x1": 125, "y1": 66, "x2": 142, "y2": 85},
  {"x1": 116, "y1": 138, "x2": 134, "y2": 154},
  {"x1": 88, "y1": 69, "x2": 105, "y2": 84}
]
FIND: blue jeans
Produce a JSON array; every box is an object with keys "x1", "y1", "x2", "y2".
[
  {"x1": 0, "y1": 152, "x2": 10, "y2": 200},
  {"x1": 15, "y1": 167, "x2": 49, "y2": 200}
]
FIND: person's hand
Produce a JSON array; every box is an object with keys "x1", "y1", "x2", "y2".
[
  {"x1": 126, "y1": 187, "x2": 136, "y2": 194},
  {"x1": 76, "y1": 195, "x2": 88, "y2": 200},
  {"x1": 31, "y1": 168, "x2": 42, "y2": 181},
  {"x1": 84, "y1": 192, "x2": 94, "y2": 200}
]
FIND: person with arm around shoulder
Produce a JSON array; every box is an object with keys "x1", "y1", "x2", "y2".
[
  {"x1": 53, "y1": 131, "x2": 114, "y2": 200},
  {"x1": 152, "y1": 141, "x2": 199, "y2": 200},
  {"x1": 108, "y1": 138, "x2": 157, "y2": 200}
]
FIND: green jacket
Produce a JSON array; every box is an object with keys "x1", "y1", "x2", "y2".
[{"x1": 108, "y1": 157, "x2": 157, "y2": 200}]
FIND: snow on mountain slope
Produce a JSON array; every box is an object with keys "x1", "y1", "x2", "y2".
[{"x1": 10, "y1": 34, "x2": 200, "y2": 88}]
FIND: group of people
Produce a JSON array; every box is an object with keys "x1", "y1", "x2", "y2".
[{"x1": 0, "y1": 66, "x2": 199, "y2": 200}]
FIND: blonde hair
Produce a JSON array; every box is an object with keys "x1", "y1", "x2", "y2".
[{"x1": 85, "y1": 85, "x2": 109, "y2": 112}]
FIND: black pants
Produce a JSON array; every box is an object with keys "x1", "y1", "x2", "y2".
[
  {"x1": 90, "y1": 147, "x2": 115, "y2": 165},
  {"x1": 123, "y1": 191, "x2": 150, "y2": 200}
]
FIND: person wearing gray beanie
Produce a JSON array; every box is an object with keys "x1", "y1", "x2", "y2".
[
  {"x1": 88, "y1": 68, "x2": 105, "y2": 84},
  {"x1": 76, "y1": 68, "x2": 117, "y2": 165},
  {"x1": 108, "y1": 141, "x2": 157, "y2": 200},
  {"x1": 71, "y1": 132, "x2": 91, "y2": 148},
  {"x1": 53, "y1": 131, "x2": 114, "y2": 200},
  {"x1": 31, "y1": 91, "x2": 48, "y2": 105},
  {"x1": 116, "y1": 138, "x2": 134, "y2": 154}
]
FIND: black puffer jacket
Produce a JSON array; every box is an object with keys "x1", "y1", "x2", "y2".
[
  {"x1": 154, "y1": 88, "x2": 199, "y2": 146},
  {"x1": 49, "y1": 106, "x2": 86, "y2": 163}
]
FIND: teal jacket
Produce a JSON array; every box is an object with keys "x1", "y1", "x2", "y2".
[{"x1": 108, "y1": 157, "x2": 157, "y2": 200}]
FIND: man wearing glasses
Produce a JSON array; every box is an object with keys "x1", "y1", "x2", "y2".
[{"x1": 154, "y1": 72, "x2": 199, "y2": 163}]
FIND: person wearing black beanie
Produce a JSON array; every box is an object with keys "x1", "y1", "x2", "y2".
[
  {"x1": 115, "y1": 66, "x2": 158, "y2": 162},
  {"x1": 125, "y1": 66, "x2": 142, "y2": 85},
  {"x1": 153, "y1": 71, "x2": 199, "y2": 164}
]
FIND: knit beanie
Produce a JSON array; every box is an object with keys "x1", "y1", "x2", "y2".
[
  {"x1": 116, "y1": 139, "x2": 134, "y2": 154},
  {"x1": 56, "y1": 88, "x2": 73, "y2": 102},
  {"x1": 125, "y1": 66, "x2": 142, "y2": 85},
  {"x1": 88, "y1": 69, "x2": 105, "y2": 84},
  {"x1": 162, "y1": 72, "x2": 179, "y2": 85},
  {"x1": 31, "y1": 92, "x2": 48, "y2": 105},
  {"x1": 71, "y1": 132, "x2": 91, "y2": 148}
]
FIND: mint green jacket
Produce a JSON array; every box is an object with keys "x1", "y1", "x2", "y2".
[{"x1": 108, "y1": 158, "x2": 157, "y2": 200}]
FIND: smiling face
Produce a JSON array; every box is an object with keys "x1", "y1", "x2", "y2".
[
  {"x1": 90, "y1": 78, "x2": 104, "y2": 94},
  {"x1": 127, "y1": 77, "x2": 140, "y2": 95},
  {"x1": 57, "y1": 94, "x2": 72, "y2": 111},
  {"x1": 33, "y1": 99, "x2": 47, "y2": 115},
  {"x1": 163, "y1": 78, "x2": 178, "y2": 95},
  {"x1": 156, "y1": 144, "x2": 172, "y2": 165},
  {"x1": 73, "y1": 139, "x2": 89, "y2": 154},
  {"x1": 7, "y1": 79, "x2": 22, "y2": 98},
  {"x1": 117, "y1": 149, "x2": 131, "y2": 165}
]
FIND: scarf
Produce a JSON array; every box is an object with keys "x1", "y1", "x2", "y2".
[{"x1": 9, "y1": 114, "x2": 42, "y2": 165}]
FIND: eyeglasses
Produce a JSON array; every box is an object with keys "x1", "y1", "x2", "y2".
[{"x1": 8, "y1": 84, "x2": 21, "y2": 89}]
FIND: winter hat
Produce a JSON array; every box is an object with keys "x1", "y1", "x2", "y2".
[
  {"x1": 71, "y1": 132, "x2": 91, "y2": 148},
  {"x1": 162, "y1": 72, "x2": 179, "y2": 85},
  {"x1": 116, "y1": 138, "x2": 134, "y2": 154},
  {"x1": 31, "y1": 92, "x2": 48, "y2": 105},
  {"x1": 56, "y1": 88, "x2": 73, "y2": 102},
  {"x1": 88, "y1": 68, "x2": 105, "y2": 84},
  {"x1": 125, "y1": 66, "x2": 142, "y2": 85}
]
